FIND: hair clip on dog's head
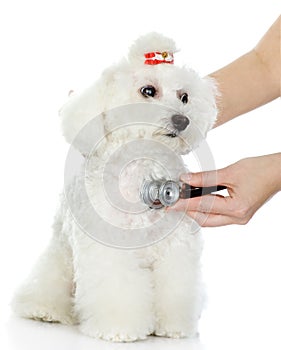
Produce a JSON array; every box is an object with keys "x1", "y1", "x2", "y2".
[
  {"x1": 128, "y1": 32, "x2": 177, "y2": 67},
  {"x1": 144, "y1": 51, "x2": 174, "y2": 65}
]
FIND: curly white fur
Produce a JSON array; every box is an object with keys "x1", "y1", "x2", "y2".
[{"x1": 12, "y1": 32, "x2": 217, "y2": 342}]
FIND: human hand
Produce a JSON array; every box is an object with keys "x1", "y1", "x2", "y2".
[{"x1": 168, "y1": 153, "x2": 281, "y2": 227}]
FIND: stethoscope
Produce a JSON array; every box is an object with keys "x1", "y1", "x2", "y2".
[{"x1": 140, "y1": 179, "x2": 226, "y2": 209}]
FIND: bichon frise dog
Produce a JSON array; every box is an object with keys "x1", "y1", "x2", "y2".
[{"x1": 12, "y1": 33, "x2": 217, "y2": 342}]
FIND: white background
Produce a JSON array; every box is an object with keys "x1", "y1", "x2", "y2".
[{"x1": 0, "y1": 1, "x2": 280, "y2": 349}]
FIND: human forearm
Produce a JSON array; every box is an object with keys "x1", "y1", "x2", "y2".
[{"x1": 209, "y1": 16, "x2": 280, "y2": 127}]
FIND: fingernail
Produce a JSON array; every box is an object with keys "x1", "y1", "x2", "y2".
[{"x1": 180, "y1": 172, "x2": 192, "y2": 183}]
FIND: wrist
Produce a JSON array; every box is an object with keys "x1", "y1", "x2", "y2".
[
  {"x1": 266, "y1": 153, "x2": 281, "y2": 192},
  {"x1": 258, "y1": 153, "x2": 281, "y2": 194}
]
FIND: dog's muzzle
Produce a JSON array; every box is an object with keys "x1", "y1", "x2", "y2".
[
  {"x1": 165, "y1": 114, "x2": 190, "y2": 138},
  {"x1": 171, "y1": 114, "x2": 189, "y2": 131}
]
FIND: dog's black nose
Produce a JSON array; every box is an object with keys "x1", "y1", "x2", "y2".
[{"x1": 171, "y1": 114, "x2": 190, "y2": 131}]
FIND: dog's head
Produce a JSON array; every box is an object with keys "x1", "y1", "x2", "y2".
[{"x1": 60, "y1": 33, "x2": 217, "y2": 155}]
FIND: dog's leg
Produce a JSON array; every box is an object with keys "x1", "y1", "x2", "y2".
[
  {"x1": 153, "y1": 237, "x2": 205, "y2": 338},
  {"x1": 11, "y1": 203, "x2": 75, "y2": 325},
  {"x1": 73, "y1": 236, "x2": 154, "y2": 342}
]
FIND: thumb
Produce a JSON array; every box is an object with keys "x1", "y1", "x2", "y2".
[{"x1": 180, "y1": 168, "x2": 225, "y2": 187}]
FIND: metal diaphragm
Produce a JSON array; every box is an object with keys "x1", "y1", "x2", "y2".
[
  {"x1": 140, "y1": 180, "x2": 164, "y2": 209},
  {"x1": 140, "y1": 180, "x2": 180, "y2": 209},
  {"x1": 159, "y1": 180, "x2": 180, "y2": 207}
]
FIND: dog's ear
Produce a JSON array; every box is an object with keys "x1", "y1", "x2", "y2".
[
  {"x1": 59, "y1": 66, "x2": 117, "y2": 155},
  {"x1": 128, "y1": 32, "x2": 177, "y2": 65}
]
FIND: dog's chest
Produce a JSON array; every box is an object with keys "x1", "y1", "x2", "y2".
[{"x1": 87, "y1": 143, "x2": 186, "y2": 204}]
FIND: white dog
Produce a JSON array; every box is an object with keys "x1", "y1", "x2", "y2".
[{"x1": 12, "y1": 33, "x2": 217, "y2": 342}]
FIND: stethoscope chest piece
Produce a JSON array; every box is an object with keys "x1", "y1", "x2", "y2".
[
  {"x1": 140, "y1": 179, "x2": 227, "y2": 209},
  {"x1": 140, "y1": 180, "x2": 180, "y2": 209}
]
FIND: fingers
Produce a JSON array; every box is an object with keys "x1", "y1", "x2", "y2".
[
  {"x1": 186, "y1": 211, "x2": 237, "y2": 227},
  {"x1": 169, "y1": 195, "x2": 233, "y2": 216},
  {"x1": 168, "y1": 195, "x2": 252, "y2": 227},
  {"x1": 181, "y1": 168, "x2": 227, "y2": 188}
]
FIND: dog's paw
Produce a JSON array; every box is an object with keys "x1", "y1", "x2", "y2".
[
  {"x1": 14, "y1": 304, "x2": 76, "y2": 325},
  {"x1": 29, "y1": 308, "x2": 75, "y2": 325},
  {"x1": 11, "y1": 292, "x2": 76, "y2": 325},
  {"x1": 26, "y1": 308, "x2": 73, "y2": 324},
  {"x1": 80, "y1": 319, "x2": 152, "y2": 342},
  {"x1": 101, "y1": 332, "x2": 147, "y2": 342},
  {"x1": 155, "y1": 328, "x2": 198, "y2": 339}
]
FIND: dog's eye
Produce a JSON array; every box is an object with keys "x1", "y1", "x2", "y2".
[
  {"x1": 140, "y1": 85, "x2": 156, "y2": 98},
  {"x1": 180, "y1": 93, "x2": 189, "y2": 104}
]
